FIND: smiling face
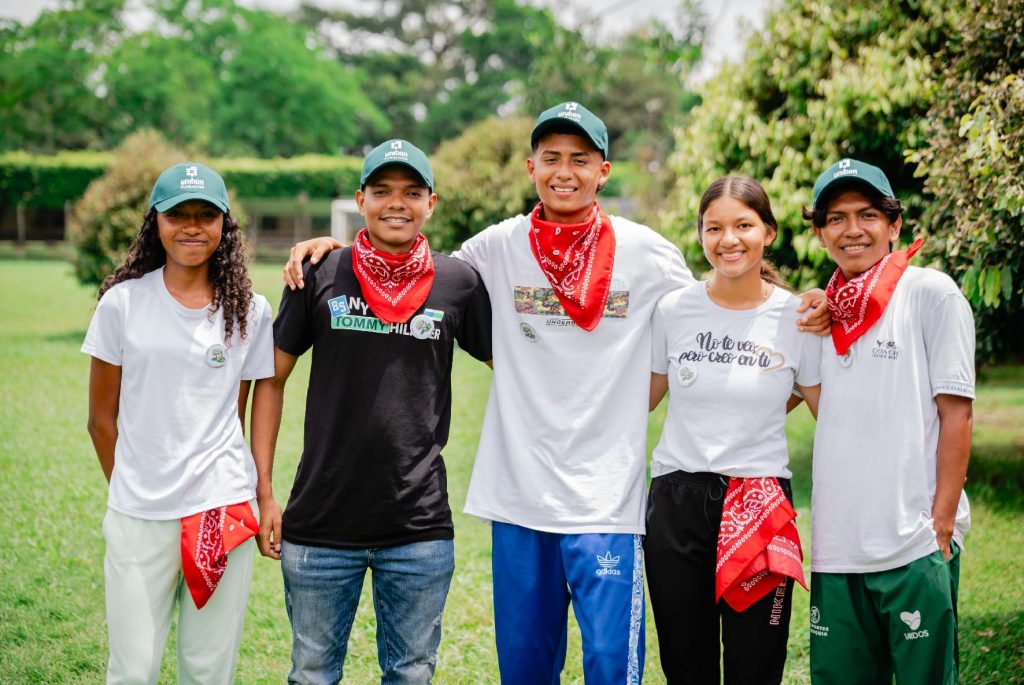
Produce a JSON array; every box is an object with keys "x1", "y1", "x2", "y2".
[
  {"x1": 526, "y1": 132, "x2": 611, "y2": 225},
  {"x1": 156, "y1": 200, "x2": 224, "y2": 270},
  {"x1": 700, "y1": 195, "x2": 776, "y2": 280},
  {"x1": 355, "y1": 166, "x2": 437, "y2": 254},
  {"x1": 814, "y1": 189, "x2": 901, "y2": 278}
]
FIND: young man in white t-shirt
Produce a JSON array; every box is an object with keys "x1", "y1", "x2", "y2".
[{"x1": 804, "y1": 159, "x2": 975, "y2": 685}]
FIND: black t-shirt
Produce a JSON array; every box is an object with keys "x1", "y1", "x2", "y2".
[{"x1": 274, "y1": 248, "x2": 492, "y2": 549}]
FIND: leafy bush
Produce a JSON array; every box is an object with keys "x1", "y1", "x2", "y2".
[
  {"x1": 426, "y1": 116, "x2": 536, "y2": 252},
  {"x1": 67, "y1": 130, "x2": 191, "y2": 287},
  {"x1": 0, "y1": 150, "x2": 110, "y2": 208}
]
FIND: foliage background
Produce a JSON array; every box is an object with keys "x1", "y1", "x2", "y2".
[{"x1": 661, "y1": 0, "x2": 1023, "y2": 360}]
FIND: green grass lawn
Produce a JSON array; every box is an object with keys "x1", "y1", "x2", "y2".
[{"x1": 1, "y1": 259, "x2": 1021, "y2": 683}]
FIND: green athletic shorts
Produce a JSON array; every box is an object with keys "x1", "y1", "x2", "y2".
[{"x1": 809, "y1": 544, "x2": 960, "y2": 685}]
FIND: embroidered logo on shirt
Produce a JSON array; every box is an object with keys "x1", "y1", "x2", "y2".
[
  {"x1": 901, "y1": 610, "x2": 929, "y2": 640},
  {"x1": 595, "y1": 551, "x2": 622, "y2": 576},
  {"x1": 871, "y1": 338, "x2": 901, "y2": 360}
]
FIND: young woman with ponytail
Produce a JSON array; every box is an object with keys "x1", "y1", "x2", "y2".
[{"x1": 645, "y1": 176, "x2": 823, "y2": 684}]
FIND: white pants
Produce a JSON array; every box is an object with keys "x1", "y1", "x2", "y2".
[{"x1": 103, "y1": 506, "x2": 256, "y2": 685}]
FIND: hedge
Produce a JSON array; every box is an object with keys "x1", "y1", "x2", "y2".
[{"x1": 0, "y1": 151, "x2": 364, "y2": 208}]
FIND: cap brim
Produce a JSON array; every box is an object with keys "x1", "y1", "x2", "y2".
[
  {"x1": 362, "y1": 161, "x2": 433, "y2": 191},
  {"x1": 531, "y1": 120, "x2": 605, "y2": 158},
  {"x1": 152, "y1": 193, "x2": 230, "y2": 213}
]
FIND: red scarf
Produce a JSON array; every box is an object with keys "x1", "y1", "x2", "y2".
[
  {"x1": 826, "y1": 237, "x2": 924, "y2": 355},
  {"x1": 528, "y1": 202, "x2": 615, "y2": 331},
  {"x1": 351, "y1": 228, "x2": 435, "y2": 324},
  {"x1": 716, "y1": 477, "x2": 807, "y2": 612},
  {"x1": 181, "y1": 502, "x2": 258, "y2": 610}
]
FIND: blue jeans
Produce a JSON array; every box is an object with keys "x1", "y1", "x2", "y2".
[{"x1": 281, "y1": 538, "x2": 455, "y2": 685}]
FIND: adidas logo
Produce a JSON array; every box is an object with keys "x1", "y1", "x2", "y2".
[
  {"x1": 595, "y1": 551, "x2": 621, "y2": 576},
  {"x1": 900, "y1": 610, "x2": 929, "y2": 640}
]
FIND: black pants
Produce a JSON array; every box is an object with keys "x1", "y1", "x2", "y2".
[{"x1": 644, "y1": 470, "x2": 795, "y2": 685}]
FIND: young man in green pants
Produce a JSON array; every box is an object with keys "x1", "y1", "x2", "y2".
[{"x1": 804, "y1": 158, "x2": 975, "y2": 685}]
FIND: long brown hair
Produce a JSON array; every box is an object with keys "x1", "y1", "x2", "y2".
[
  {"x1": 98, "y1": 208, "x2": 253, "y2": 344},
  {"x1": 698, "y1": 176, "x2": 787, "y2": 288}
]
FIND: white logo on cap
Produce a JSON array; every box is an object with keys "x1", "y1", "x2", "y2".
[
  {"x1": 180, "y1": 165, "x2": 205, "y2": 189},
  {"x1": 565, "y1": 102, "x2": 578, "y2": 111},
  {"x1": 391, "y1": 141, "x2": 403, "y2": 150},
  {"x1": 838, "y1": 159, "x2": 851, "y2": 169}
]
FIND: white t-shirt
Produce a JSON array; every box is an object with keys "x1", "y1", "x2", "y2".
[
  {"x1": 811, "y1": 266, "x2": 975, "y2": 573},
  {"x1": 453, "y1": 214, "x2": 694, "y2": 534},
  {"x1": 650, "y1": 284, "x2": 821, "y2": 479},
  {"x1": 81, "y1": 268, "x2": 275, "y2": 520}
]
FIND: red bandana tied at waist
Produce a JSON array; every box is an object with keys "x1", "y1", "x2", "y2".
[
  {"x1": 825, "y1": 237, "x2": 924, "y2": 355},
  {"x1": 528, "y1": 202, "x2": 615, "y2": 331},
  {"x1": 715, "y1": 477, "x2": 807, "y2": 612},
  {"x1": 181, "y1": 502, "x2": 258, "y2": 610},
  {"x1": 352, "y1": 228, "x2": 435, "y2": 324}
]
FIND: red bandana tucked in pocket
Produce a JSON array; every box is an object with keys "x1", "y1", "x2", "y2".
[
  {"x1": 825, "y1": 237, "x2": 924, "y2": 355},
  {"x1": 528, "y1": 202, "x2": 615, "y2": 331},
  {"x1": 352, "y1": 228, "x2": 435, "y2": 324},
  {"x1": 181, "y1": 502, "x2": 258, "y2": 610},
  {"x1": 716, "y1": 477, "x2": 807, "y2": 612}
]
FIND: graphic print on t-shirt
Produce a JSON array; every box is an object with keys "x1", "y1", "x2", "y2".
[
  {"x1": 676, "y1": 330, "x2": 785, "y2": 371},
  {"x1": 327, "y1": 294, "x2": 444, "y2": 340},
  {"x1": 513, "y1": 286, "x2": 629, "y2": 323}
]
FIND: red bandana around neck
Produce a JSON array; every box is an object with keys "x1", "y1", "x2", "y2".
[
  {"x1": 528, "y1": 202, "x2": 616, "y2": 331},
  {"x1": 825, "y1": 237, "x2": 924, "y2": 355},
  {"x1": 351, "y1": 228, "x2": 435, "y2": 324},
  {"x1": 181, "y1": 502, "x2": 258, "y2": 610},
  {"x1": 716, "y1": 477, "x2": 807, "y2": 612}
]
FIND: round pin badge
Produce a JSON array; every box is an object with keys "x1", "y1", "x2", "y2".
[
  {"x1": 410, "y1": 314, "x2": 435, "y2": 340},
  {"x1": 676, "y1": 361, "x2": 697, "y2": 387},
  {"x1": 520, "y1": 322, "x2": 538, "y2": 342},
  {"x1": 838, "y1": 348, "x2": 855, "y2": 369},
  {"x1": 206, "y1": 343, "x2": 227, "y2": 368}
]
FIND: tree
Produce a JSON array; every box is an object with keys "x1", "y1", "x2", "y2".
[
  {"x1": 0, "y1": 0, "x2": 386, "y2": 157},
  {"x1": 661, "y1": 0, "x2": 955, "y2": 288},
  {"x1": 908, "y1": 0, "x2": 1024, "y2": 360},
  {"x1": 0, "y1": 0, "x2": 124, "y2": 152}
]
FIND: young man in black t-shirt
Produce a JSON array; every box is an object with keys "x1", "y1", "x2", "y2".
[{"x1": 250, "y1": 140, "x2": 492, "y2": 684}]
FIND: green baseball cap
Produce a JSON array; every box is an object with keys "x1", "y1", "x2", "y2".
[
  {"x1": 149, "y1": 162, "x2": 230, "y2": 213},
  {"x1": 531, "y1": 101, "x2": 609, "y2": 159},
  {"x1": 360, "y1": 139, "x2": 434, "y2": 191},
  {"x1": 812, "y1": 158, "x2": 895, "y2": 209}
]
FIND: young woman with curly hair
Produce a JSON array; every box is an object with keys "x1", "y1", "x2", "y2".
[{"x1": 82, "y1": 162, "x2": 275, "y2": 684}]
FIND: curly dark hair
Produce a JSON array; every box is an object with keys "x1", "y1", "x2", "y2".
[{"x1": 98, "y1": 208, "x2": 253, "y2": 344}]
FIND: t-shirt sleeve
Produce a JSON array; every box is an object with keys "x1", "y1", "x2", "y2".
[
  {"x1": 921, "y1": 282, "x2": 976, "y2": 399},
  {"x1": 663, "y1": 241, "x2": 696, "y2": 290},
  {"x1": 450, "y1": 231, "x2": 485, "y2": 271},
  {"x1": 795, "y1": 329, "x2": 822, "y2": 387},
  {"x1": 273, "y1": 262, "x2": 317, "y2": 357},
  {"x1": 650, "y1": 298, "x2": 669, "y2": 375},
  {"x1": 456, "y1": 268, "x2": 493, "y2": 362},
  {"x1": 241, "y1": 297, "x2": 276, "y2": 380},
  {"x1": 81, "y1": 287, "x2": 124, "y2": 366}
]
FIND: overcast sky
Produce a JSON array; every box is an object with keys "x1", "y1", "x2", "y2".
[{"x1": 0, "y1": 0, "x2": 767, "y2": 78}]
